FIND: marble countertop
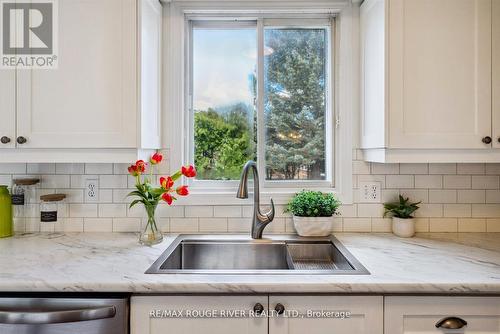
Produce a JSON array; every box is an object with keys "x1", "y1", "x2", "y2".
[{"x1": 0, "y1": 232, "x2": 499, "y2": 294}]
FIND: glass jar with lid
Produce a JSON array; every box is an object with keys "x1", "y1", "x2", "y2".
[
  {"x1": 12, "y1": 178, "x2": 39, "y2": 231},
  {"x1": 40, "y1": 194, "x2": 66, "y2": 225}
]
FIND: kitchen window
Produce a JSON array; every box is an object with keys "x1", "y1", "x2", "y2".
[{"x1": 187, "y1": 18, "x2": 334, "y2": 189}]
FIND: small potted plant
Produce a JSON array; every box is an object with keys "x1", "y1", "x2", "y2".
[
  {"x1": 383, "y1": 195, "x2": 420, "y2": 238},
  {"x1": 285, "y1": 190, "x2": 341, "y2": 237}
]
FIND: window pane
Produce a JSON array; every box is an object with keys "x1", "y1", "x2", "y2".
[
  {"x1": 192, "y1": 27, "x2": 257, "y2": 180},
  {"x1": 264, "y1": 28, "x2": 328, "y2": 181}
]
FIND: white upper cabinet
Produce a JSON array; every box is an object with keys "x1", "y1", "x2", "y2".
[
  {"x1": 17, "y1": 0, "x2": 137, "y2": 149},
  {"x1": 0, "y1": 0, "x2": 162, "y2": 162},
  {"x1": 494, "y1": 0, "x2": 500, "y2": 148},
  {"x1": 0, "y1": 70, "x2": 15, "y2": 149},
  {"x1": 361, "y1": 0, "x2": 497, "y2": 162}
]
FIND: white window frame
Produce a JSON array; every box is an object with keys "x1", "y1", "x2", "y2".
[{"x1": 163, "y1": 1, "x2": 354, "y2": 205}]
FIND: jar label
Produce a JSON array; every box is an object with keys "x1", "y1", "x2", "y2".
[
  {"x1": 41, "y1": 211, "x2": 58, "y2": 222},
  {"x1": 11, "y1": 194, "x2": 25, "y2": 205}
]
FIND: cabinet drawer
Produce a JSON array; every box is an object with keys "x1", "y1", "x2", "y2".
[{"x1": 385, "y1": 296, "x2": 500, "y2": 334}]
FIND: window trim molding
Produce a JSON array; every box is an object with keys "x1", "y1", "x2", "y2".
[{"x1": 162, "y1": 0, "x2": 354, "y2": 205}]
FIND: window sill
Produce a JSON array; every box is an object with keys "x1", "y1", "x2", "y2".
[{"x1": 174, "y1": 188, "x2": 350, "y2": 206}]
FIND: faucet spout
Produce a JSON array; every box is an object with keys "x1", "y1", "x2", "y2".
[{"x1": 236, "y1": 161, "x2": 275, "y2": 239}]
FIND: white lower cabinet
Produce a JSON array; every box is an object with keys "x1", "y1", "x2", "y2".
[
  {"x1": 131, "y1": 296, "x2": 268, "y2": 334},
  {"x1": 269, "y1": 296, "x2": 383, "y2": 334},
  {"x1": 385, "y1": 296, "x2": 500, "y2": 334},
  {"x1": 130, "y1": 295, "x2": 383, "y2": 334}
]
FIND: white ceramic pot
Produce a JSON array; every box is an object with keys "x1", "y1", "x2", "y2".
[
  {"x1": 392, "y1": 217, "x2": 415, "y2": 238},
  {"x1": 293, "y1": 216, "x2": 332, "y2": 237}
]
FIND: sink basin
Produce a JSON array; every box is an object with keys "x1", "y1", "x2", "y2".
[{"x1": 146, "y1": 235, "x2": 369, "y2": 275}]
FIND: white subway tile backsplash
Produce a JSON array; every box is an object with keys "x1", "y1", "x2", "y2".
[
  {"x1": 27, "y1": 163, "x2": 55, "y2": 174},
  {"x1": 70, "y1": 204, "x2": 98, "y2": 218},
  {"x1": 41, "y1": 175, "x2": 70, "y2": 189},
  {"x1": 0, "y1": 163, "x2": 26, "y2": 174},
  {"x1": 56, "y1": 163, "x2": 84, "y2": 174},
  {"x1": 100, "y1": 175, "x2": 128, "y2": 189},
  {"x1": 400, "y1": 163, "x2": 428, "y2": 174},
  {"x1": 429, "y1": 218, "x2": 457, "y2": 232},
  {"x1": 429, "y1": 163, "x2": 456, "y2": 174},
  {"x1": 443, "y1": 175, "x2": 471, "y2": 189},
  {"x1": 357, "y1": 204, "x2": 384, "y2": 218},
  {"x1": 85, "y1": 163, "x2": 113, "y2": 175},
  {"x1": 443, "y1": 204, "x2": 471, "y2": 217},
  {"x1": 1, "y1": 159, "x2": 499, "y2": 233},
  {"x1": 83, "y1": 218, "x2": 112, "y2": 232},
  {"x1": 415, "y1": 175, "x2": 443, "y2": 189},
  {"x1": 371, "y1": 163, "x2": 399, "y2": 174},
  {"x1": 386, "y1": 175, "x2": 414, "y2": 188},
  {"x1": 429, "y1": 190, "x2": 456, "y2": 203},
  {"x1": 457, "y1": 163, "x2": 485, "y2": 175},
  {"x1": 185, "y1": 206, "x2": 213, "y2": 217},
  {"x1": 457, "y1": 190, "x2": 486, "y2": 204},
  {"x1": 458, "y1": 218, "x2": 486, "y2": 232},
  {"x1": 343, "y1": 218, "x2": 371, "y2": 232},
  {"x1": 112, "y1": 218, "x2": 141, "y2": 232},
  {"x1": 214, "y1": 206, "x2": 242, "y2": 218},
  {"x1": 486, "y1": 219, "x2": 500, "y2": 232},
  {"x1": 99, "y1": 204, "x2": 127, "y2": 218},
  {"x1": 199, "y1": 218, "x2": 228, "y2": 232},
  {"x1": 471, "y1": 176, "x2": 500, "y2": 189}
]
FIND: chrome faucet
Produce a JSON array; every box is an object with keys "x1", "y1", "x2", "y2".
[{"x1": 236, "y1": 161, "x2": 275, "y2": 239}]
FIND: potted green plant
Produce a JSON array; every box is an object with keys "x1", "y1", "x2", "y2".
[
  {"x1": 383, "y1": 195, "x2": 420, "y2": 238},
  {"x1": 285, "y1": 190, "x2": 341, "y2": 237}
]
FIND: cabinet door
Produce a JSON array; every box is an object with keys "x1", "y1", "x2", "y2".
[
  {"x1": 139, "y1": 0, "x2": 162, "y2": 149},
  {"x1": 0, "y1": 70, "x2": 16, "y2": 149},
  {"x1": 385, "y1": 296, "x2": 500, "y2": 334},
  {"x1": 269, "y1": 296, "x2": 383, "y2": 334},
  {"x1": 16, "y1": 0, "x2": 137, "y2": 148},
  {"x1": 389, "y1": 0, "x2": 492, "y2": 149},
  {"x1": 131, "y1": 296, "x2": 268, "y2": 334},
  {"x1": 494, "y1": 0, "x2": 500, "y2": 147}
]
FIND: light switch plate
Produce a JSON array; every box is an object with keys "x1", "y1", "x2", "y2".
[
  {"x1": 85, "y1": 178, "x2": 99, "y2": 203},
  {"x1": 359, "y1": 181, "x2": 381, "y2": 203}
]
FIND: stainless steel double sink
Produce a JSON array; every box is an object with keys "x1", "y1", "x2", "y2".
[{"x1": 146, "y1": 235, "x2": 369, "y2": 275}]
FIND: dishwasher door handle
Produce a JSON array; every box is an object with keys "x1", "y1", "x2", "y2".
[{"x1": 0, "y1": 305, "x2": 116, "y2": 324}]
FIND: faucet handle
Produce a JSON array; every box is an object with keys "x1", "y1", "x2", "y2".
[{"x1": 266, "y1": 198, "x2": 275, "y2": 222}]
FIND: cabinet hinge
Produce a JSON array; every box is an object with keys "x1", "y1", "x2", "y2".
[{"x1": 335, "y1": 117, "x2": 340, "y2": 129}]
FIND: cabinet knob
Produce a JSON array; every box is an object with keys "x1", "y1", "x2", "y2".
[
  {"x1": 253, "y1": 303, "x2": 264, "y2": 315},
  {"x1": 16, "y1": 136, "x2": 27, "y2": 144},
  {"x1": 482, "y1": 136, "x2": 492, "y2": 144},
  {"x1": 274, "y1": 303, "x2": 285, "y2": 315},
  {"x1": 435, "y1": 317, "x2": 467, "y2": 329},
  {"x1": 0, "y1": 136, "x2": 11, "y2": 144}
]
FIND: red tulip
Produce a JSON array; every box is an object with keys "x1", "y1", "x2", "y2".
[
  {"x1": 162, "y1": 193, "x2": 174, "y2": 205},
  {"x1": 181, "y1": 165, "x2": 197, "y2": 178},
  {"x1": 160, "y1": 176, "x2": 174, "y2": 190},
  {"x1": 150, "y1": 153, "x2": 163, "y2": 165},
  {"x1": 128, "y1": 165, "x2": 139, "y2": 176},
  {"x1": 135, "y1": 160, "x2": 146, "y2": 173},
  {"x1": 176, "y1": 185, "x2": 189, "y2": 196}
]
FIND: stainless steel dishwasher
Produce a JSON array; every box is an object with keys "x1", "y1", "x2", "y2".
[{"x1": 0, "y1": 296, "x2": 128, "y2": 334}]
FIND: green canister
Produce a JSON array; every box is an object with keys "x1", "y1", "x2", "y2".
[{"x1": 0, "y1": 186, "x2": 13, "y2": 238}]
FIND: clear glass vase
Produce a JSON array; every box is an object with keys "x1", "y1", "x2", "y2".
[{"x1": 138, "y1": 204, "x2": 163, "y2": 246}]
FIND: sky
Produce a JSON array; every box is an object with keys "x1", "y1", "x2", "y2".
[{"x1": 192, "y1": 28, "x2": 256, "y2": 111}]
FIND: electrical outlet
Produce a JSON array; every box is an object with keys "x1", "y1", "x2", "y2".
[
  {"x1": 359, "y1": 181, "x2": 381, "y2": 203},
  {"x1": 85, "y1": 179, "x2": 99, "y2": 203}
]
